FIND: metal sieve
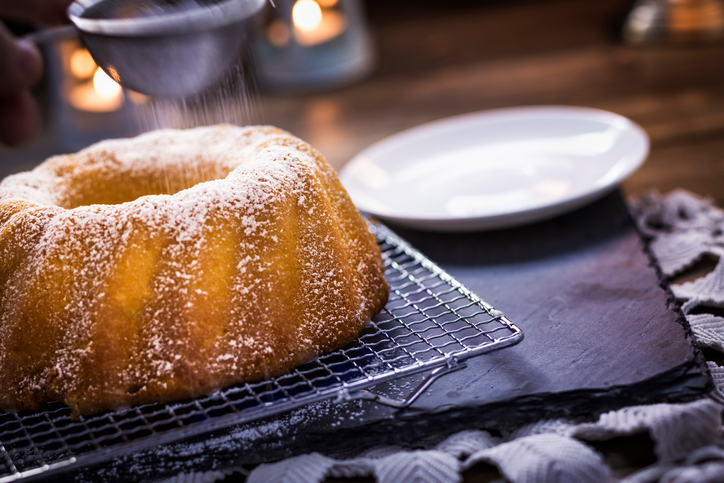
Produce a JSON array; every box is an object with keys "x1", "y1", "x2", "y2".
[{"x1": 28, "y1": 0, "x2": 266, "y2": 97}]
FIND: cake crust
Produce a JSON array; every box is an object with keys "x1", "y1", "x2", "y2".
[{"x1": 0, "y1": 125, "x2": 388, "y2": 416}]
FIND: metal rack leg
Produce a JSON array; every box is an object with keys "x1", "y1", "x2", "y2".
[{"x1": 336, "y1": 358, "x2": 467, "y2": 409}]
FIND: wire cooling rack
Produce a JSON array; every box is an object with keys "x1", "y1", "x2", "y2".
[{"x1": 0, "y1": 221, "x2": 522, "y2": 482}]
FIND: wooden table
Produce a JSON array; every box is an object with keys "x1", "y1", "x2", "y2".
[
  {"x1": 2, "y1": 0, "x2": 722, "y2": 205},
  {"x1": 262, "y1": 0, "x2": 724, "y2": 207}
]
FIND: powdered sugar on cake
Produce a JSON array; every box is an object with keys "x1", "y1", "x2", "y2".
[{"x1": 0, "y1": 125, "x2": 388, "y2": 416}]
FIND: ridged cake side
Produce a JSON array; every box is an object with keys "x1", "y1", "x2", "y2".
[{"x1": 0, "y1": 125, "x2": 388, "y2": 416}]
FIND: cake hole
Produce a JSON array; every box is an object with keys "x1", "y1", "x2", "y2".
[{"x1": 57, "y1": 154, "x2": 235, "y2": 209}]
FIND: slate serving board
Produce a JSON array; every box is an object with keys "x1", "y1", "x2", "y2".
[{"x1": 65, "y1": 190, "x2": 711, "y2": 481}]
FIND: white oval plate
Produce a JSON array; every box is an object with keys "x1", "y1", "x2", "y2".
[{"x1": 339, "y1": 106, "x2": 649, "y2": 231}]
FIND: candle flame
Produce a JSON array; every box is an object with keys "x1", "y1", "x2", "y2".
[
  {"x1": 70, "y1": 48, "x2": 96, "y2": 79},
  {"x1": 93, "y1": 67, "x2": 122, "y2": 98},
  {"x1": 292, "y1": 0, "x2": 322, "y2": 31}
]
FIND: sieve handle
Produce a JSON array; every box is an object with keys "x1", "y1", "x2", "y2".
[{"x1": 23, "y1": 25, "x2": 78, "y2": 44}]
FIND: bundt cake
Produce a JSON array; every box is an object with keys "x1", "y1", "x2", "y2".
[{"x1": 0, "y1": 125, "x2": 388, "y2": 416}]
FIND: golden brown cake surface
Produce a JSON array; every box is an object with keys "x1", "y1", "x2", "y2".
[{"x1": 0, "y1": 125, "x2": 388, "y2": 416}]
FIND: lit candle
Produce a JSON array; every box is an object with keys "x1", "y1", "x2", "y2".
[
  {"x1": 68, "y1": 67, "x2": 124, "y2": 113},
  {"x1": 291, "y1": 0, "x2": 347, "y2": 46},
  {"x1": 69, "y1": 48, "x2": 96, "y2": 79}
]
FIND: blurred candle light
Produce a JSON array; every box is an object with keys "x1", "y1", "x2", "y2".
[
  {"x1": 292, "y1": 0, "x2": 347, "y2": 46},
  {"x1": 267, "y1": 19, "x2": 292, "y2": 47},
  {"x1": 50, "y1": 40, "x2": 134, "y2": 152},
  {"x1": 69, "y1": 48, "x2": 96, "y2": 79},
  {"x1": 69, "y1": 66, "x2": 124, "y2": 113},
  {"x1": 93, "y1": 67, "x2": 122, "y2": 99},
  {"x1": 255, "y1": 0, "x2": 374, "y2": 92},
  {"x1": 293, "y1": 0, "x2": 322, "y2": 30}
]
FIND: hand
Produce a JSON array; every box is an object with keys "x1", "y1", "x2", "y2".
[{"x1": 0, "y1": 0, "x2": 73, "y2": 147}]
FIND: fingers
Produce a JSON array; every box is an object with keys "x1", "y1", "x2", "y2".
[
  {"x1": 0, "y1": 0, "x2": 71, "y2": 147},
  {"x1": 0, "y1": 90, "x2": 41, "y2": 147},
  {"x1": 0, "y1": 24, "x2": 43, "y2": 146},
  {"x1": 0, "y1": 24, "x2": 42, "y2": 96}
]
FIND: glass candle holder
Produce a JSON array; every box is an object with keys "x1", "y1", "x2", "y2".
[
  {"x1": 254, "y1": 0, "x2": 375, "y2": 92},
  {"x1": 47, "y1": 37, "x2": 135, "y2": 152}
]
